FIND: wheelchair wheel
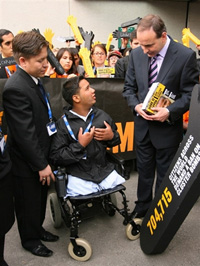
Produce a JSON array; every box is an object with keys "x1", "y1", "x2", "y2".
[
  {"x1": 68, "y1": 238, "x2": 92, "y2": 261},
  {"x1": 48, "y1": 193, "x2": 62, "y2": 228},
  {"x1": 102, "y1": 193, "x2": 117, "y2": 216},
  {"x1": 126, "y1": 218, "x2": 142, "y2": 240},
  {"x1": 110, "y1": 193, "x2": 117, "y2": 206}
]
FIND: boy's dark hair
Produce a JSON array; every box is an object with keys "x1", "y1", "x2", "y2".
[
  {"x1": 0, "y1": 29, "x2": 13, "y2": 46},
  {"x1": 12, "y1": 31, "x2": 49, "y2": 63},
  {"x1": 62, "y1": 75, "x2": 85, "y2": 106}
]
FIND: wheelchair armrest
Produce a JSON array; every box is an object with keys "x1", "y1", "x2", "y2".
[
  {"x1": 54, "y1": 167, "x2": 68, "y2": 198},
  {"x1": 106, "y1": 150, "x2": 125, "y2": 177},
  {"x1": 106, "y1": 150, "x2": 125, "y2": 165}
]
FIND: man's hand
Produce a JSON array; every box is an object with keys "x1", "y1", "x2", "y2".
[
  {"x1": 78, "y1": 126, "x2": 95, "y2": 147},
  {"x1": 150, "y1": 107, "x2": 170, "y2": 122},
  {"x1": 135, "y1": 103, "x2": 153, "y2": 120},
  {"x1": 39, "y1": 165, "x2": 55, "y2": 186},
  {"x1": 94, "y1": 121, "x2": 114, "y2": 141},
  {"x1": 135, "y1": 104, "x2": 170, "y2": 122}
]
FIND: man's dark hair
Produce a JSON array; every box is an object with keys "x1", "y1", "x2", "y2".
[
  {"x1": 130, "y1": 29, "x2": 137, "y2": 42},
  {"x1": 62, "y1": 75, "x2": 85, "y2": 106},
  {"x1": 137, "y1": 14, "x2": 167, "y2": 38},
  {"x1": 0, "y1": 29, "x2": 13, "y2": 46},
  {"x1": 12, "y1": 31, "x2": 49, "y2": 63}
]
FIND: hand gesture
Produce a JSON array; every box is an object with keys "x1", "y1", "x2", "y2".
[
  {"x1": 79, "y1": 27, "x2": 95, "y2": 50},
  {"x1": 78, "y1": 126, "x2": 95, "y2": 147},
  {"x1": 112, "y1": 30, "x2": 130, "y2": 40},
  {"x1": 44, "y1": 28, "x2": 55, "y2": 49},
  {"x1": 94, "y1": 121, "x2": 114, "y2": 141}
]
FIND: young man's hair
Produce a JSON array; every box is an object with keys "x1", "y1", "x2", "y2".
[
  {"x1": 130, "y1": 29, "x2": 137, "y2": 42},
  {"x1": 137, "y1": 14, "x2": 167, "y2": 38},
  {"x1": 12, "y1": 31, "x2": 49, "y2": 63},
  {"x1": 0, "y1": 29, "x2": 13, "y2": 46},
  {"x1": 62, "y1": 75, "x2": 85, "y2": 106}
]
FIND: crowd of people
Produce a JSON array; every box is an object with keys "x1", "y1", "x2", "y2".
[{"x1": 0, "y1": 14, "x2": 199, "y2": 265}]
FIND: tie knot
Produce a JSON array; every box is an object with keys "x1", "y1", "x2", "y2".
[
  {"x1": 37, "y1": 79, "x2": 46, "y2": 98},
  {"x1": 38, "y1": 79, "x2": 42, "y2": 86},
  {"x1": 151, "y1": 54, "x2": 159, "y2": 62}
]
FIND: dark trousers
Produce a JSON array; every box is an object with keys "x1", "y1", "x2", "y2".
[
  {"x1": 13, "y1": 175, "x2": 48, "y2": 249},
  {"x1": 135, "y1": 132, "x2": 179, "y2": 212},
  {"x1": 0, "y1": 172, "x2": 14, "y2": 265},
  {"x1": 0, "y1": 236, "x2": 5, "y2": 262}
]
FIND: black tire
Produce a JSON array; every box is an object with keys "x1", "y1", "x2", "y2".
[{"x1": 48, "y1": 193, "x2": 62, "y2": 228}]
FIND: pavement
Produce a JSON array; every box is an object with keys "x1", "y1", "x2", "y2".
[{"x1": 4, "y1": 169, "x2": 200, "y2": 266}]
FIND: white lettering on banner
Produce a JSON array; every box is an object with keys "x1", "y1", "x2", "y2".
[{"x1": 169, "y1": 135, "x2": 200, "y2": 196}]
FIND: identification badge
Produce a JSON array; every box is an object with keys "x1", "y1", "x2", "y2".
[
  {"x1": 0, "y1": 135, "x2": 6, "y2": 154},
  {"x1": 46, "y1": 121, "x2": 57, "y2": 136}
]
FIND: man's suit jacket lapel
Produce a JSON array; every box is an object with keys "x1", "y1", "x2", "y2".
[
  {"x1": 33, "y1": 81, "x2": 47, "y2": 107},
  {"x1": 157, "y1": 39, "x2": 178, "y2": 83},
  {"x1": 18, "y1": 67, "x2": 47, "y2": 107},
  {"x1": 141, "y1": 53, "x2": 150, "y2": 94}
]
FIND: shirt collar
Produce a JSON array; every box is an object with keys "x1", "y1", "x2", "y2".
[
  {"x1": 69, "y1": 108, "x2": 93, "y2": 122},
  {"x1": 158, "y1": 35, "x2": 171, "y2": 59},
  {"x1": 18, "y1": 65, "x2": 39, "y2": 85}
]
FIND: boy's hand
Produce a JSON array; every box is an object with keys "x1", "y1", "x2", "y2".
[
  {"x1": 78, "y1": 126, "x2": 95, "y2": 147},
  {"x1": 94, "y1": 121, "x2": 114, "y2": 141}
]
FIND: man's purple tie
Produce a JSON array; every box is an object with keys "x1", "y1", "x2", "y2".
[{"x1": 149, "y1": 55, "x2": 158, "y2": 87}]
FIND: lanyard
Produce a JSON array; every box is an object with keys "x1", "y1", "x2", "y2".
[
  {"x1": 45, "y1": 95, "x2": 53, "y2": 121},
  {"x1": 38, "y1": 80, "x2": 53, "y2": 121},
  {"x1": 63, "y1": 113, "x2": 94, "y2": 141},
  {"x1": 0, "y1": 125, "x2": 2, "y2": 138}
]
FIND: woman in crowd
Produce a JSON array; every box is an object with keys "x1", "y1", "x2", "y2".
[
  {"x1": 46, "y1": 48, "x2": 79, "y2": 78},
  {"x1": 91, "y1": 43, "x2": 107, "y2": 75}
]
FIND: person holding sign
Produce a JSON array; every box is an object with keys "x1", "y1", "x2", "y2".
[
  {"x1": 3, "y1": 31, "x2": 58, "y2": 258},
  {"x1": 46, "y1": 47, "x2": 79, "y2": 78},
  {"x1": 0, "y1": 29, "x2": 17, "y2": 79},
  {"x1": 91, "y1": 44, "x2": 107, "y2": 76},
  {"x1": 123, "y1": 14, "x2": 199, "y2": 219}
]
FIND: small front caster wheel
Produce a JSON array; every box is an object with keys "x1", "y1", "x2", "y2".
[
  {"x1": 68, "y1": 238, "x2": 92, "y2": 261},
  {"x1": 126, "y1": 218, "x2": 142, "y2": 240}
]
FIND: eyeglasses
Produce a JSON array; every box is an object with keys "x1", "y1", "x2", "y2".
[
  {"x1": 109, "y1": 56, "x2": 119, "y2": 61},
  {"x1": 93, "y1": 52, "x2": 105, "y2": 56}
]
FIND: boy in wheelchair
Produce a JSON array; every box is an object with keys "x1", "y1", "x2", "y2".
[{"x1": 49, "y1": 75, "x2": 125, "y2": 196}]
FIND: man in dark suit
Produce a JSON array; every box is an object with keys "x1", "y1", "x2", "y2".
[
  {"x1": 123, "y1": 14, "x2": 199, "y2": 218},
  {"x1": 3, "y1": 31, "x2": 58, "y2": 257},
  {"x1": 0, "y1": 107, "x2": 15, "y2": 266}
]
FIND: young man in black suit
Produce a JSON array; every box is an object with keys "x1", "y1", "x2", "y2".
[
  {"x1": 123, "y1": 14, "x2": 199, "y2": 218},
  {"x1": 3, "y1": 31, "x2": 58, "y2": 257}
]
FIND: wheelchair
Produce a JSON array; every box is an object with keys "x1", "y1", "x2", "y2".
[{"x1": 48, "y1": 152, "x2": 142, "y2": 261}]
